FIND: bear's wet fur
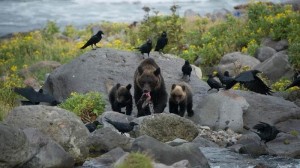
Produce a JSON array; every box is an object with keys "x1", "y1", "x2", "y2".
[{"x1": 134, "y1": 58, "x2": 168, "y2": 117}]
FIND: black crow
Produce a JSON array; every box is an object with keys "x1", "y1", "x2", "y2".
[
  {"x1": 215, "y1": 71, "x2": 234, "y2": 87},
  {"x1": 252, "y1": 122, "x2": 281, "y2": 144},
  {"x1": 105, "y1": 117, "x2": 138, "y2": 134},
  {"x1": 155, "y1": 31, "x2": 168, "y2": 53},
  {"x1": 182, "y1": 60, "x2": 192, "y2": 81},
  {"x1": 207, "y1": 74, "x2": 223, "y2": 91},
  {"x1": 80, "y1": 30, "x2": 104, "y2": 50},
  {"x1": 285, "y1": 76, "x2": 300, "y2": 90},
  {"x1": 85, "y1": 120, "x2": 101, "y2": 133},
  {"x1": 14, "y1": 87, "x2": 59, "y2": 106},
  {"x1": 135, "y1": 39, "x2": 152, "y2": 58},
  {"x1": 225, "y1": 70, "x2": 272, "y2": 95}
]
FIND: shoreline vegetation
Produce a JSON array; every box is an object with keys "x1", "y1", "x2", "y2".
[{"x1": 1, "y1": 2, "x2": 300, "y2": 120}]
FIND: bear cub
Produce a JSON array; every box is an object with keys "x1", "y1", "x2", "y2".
[
  {"x1": 108, "y1": 83, "x2": 133, "y2": 115},
  {"x1": 169, "y1": 82, "x2": 194, "y2": 117},
  {"x1": 134, "y1": 58, "x2": 168, "y2": 117}
]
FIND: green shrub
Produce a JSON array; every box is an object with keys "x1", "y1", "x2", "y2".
[
  {"x1": 59, "y1": 92, "x2": 106, "y2": 123},
  {"x1": 116, "y1": 152, "x2": 153, "y2": 168}
]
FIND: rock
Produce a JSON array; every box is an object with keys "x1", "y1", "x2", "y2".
[
  {"x1": 153, "y1": 160, "x2": 190, "y2": 168},
  {"x1": 82, "y1": 147, "x2": 127, "y2": 168},
  {"x1": 131, "y1": 135, "x2": 210, "y2": 168},
  {"x1": 267, "y1": 133, "x2": 300, "y2": 158},
  {"x1": 254, "y1": 46, "x2": 276, "y2": 62},
  {"x1": 192, "y1": 90, "x2": 249, "y2": 132},
  {"x1": 239, "y1": 142, "x2": 268, "y2": 157},
  {"x1": 275, "y1": 119, "x2": 300, "y2": 133},
  {"x1": 254, "y1": 50, "x2": 294, "y2": 82},
  {"x1": 261, "y1": 38, "x2": 288, "y2": 51},
  {"x1": 88, "y1": 127, "x2": 133, "y2": 155},
  {"x1": 100, "y1": 111, "x2": 135, "y2": 131},
  {"x1": 233, "y1": 90, "x2": 300, "y2": 129},
  {"x1": 0, "y1": 124, "x2": 35, "y2": 168},
  {"x1": 166, "y1": 138, "x2": 189, "y2": 147},
  {"x1": 22, "y1": 128, "x2": 75, "y2": 168},
  {"x1": 197, "y1": 126, "x2": 242, "y2": 147},
  {"x1": 42, "y1": 48, "x2": 209, "y2": 116},
  {"x1": 131, "y1": 113, "x2": 199, "y2": 142},
  {"x1": 192, "y1": 135, "x2": 219, "y2": 147},
  {"x1": 217, "y1": 52, "x2": 261, "y2": 76},
  {"x1": 3, "y1": 105, "x2": 89, "y2": 163}
]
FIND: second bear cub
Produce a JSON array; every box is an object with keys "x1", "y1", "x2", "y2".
[{"x1": 169, "y1": 82, "x2": 194, "y2": 117}]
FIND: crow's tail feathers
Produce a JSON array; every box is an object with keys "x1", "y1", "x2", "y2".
[{"x1": 80, "y1": 44, "x2": 88, "y2": 49}]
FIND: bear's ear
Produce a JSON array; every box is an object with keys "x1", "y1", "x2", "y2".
[
  {"x1": 154, "y1": 68, "x2": 160, "y2": 76},
  {"x1": 181, "y1": 85, "x2": 186, "y2": 91},
  {"x1": 126, "y1": 84, "x2": 132, "y2": 90},
  {"x1": 116, "y1": 83, "x2": 121, "y2": 89},
  {"x1": 171, "y1": 84, "x2": 176, "y2": 90},
  {"x1": 138, "y1": 66, "x2": 144, "y2": 74}
]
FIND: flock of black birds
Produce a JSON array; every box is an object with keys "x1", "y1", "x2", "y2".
[{"x1": 12, "y1": 29, "x2": 299, "y2": 142}]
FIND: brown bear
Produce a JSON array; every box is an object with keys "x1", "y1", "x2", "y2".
[
  {"x1": 134, "y1": 58, "x2": 168, "y2": 117},
  {"x1": 108, "y1": 83, "x2": 133, "y2": 115},
  {"x1": 169, "y1": 82, "x2": 194, "y2": 117}
]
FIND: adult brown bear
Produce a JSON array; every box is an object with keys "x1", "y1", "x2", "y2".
[{"x1": 134, "y1": 58, "x2": 168, "y2": 117}]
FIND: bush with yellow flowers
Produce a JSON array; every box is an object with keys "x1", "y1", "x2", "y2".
[{"x1": 58, "y1": 92, "x2": 106, "y2": 123}]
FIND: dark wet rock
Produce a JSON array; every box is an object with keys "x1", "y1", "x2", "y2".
[{"x1": 131, "y1": 135, "x2": 210, "y2": 168}]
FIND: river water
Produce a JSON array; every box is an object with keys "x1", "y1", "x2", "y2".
[{"x1": 0, "y1": 0, "x2": 285, "y2": 37}]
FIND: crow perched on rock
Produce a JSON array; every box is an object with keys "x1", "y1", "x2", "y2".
[
  {"x1": 215, "y1": 71, "x2": 234, "y2": 87},
  {"x1": 80, "y1": 30, "x2": 104, "y2": 50},
  {"x1": 225, "y1": 70, "x2": 272, "y2": 95},
  {"x1": 285, "y1": 76, "x2": 300, "y2": 90},
  {"x1": 135, "y1": 39, "x2": 152, "y2": 58},
  {"x1": 85, "y1": 120, "x2": 101, "y2": 133},
  {"x1": 14, "y1": 87, "x2": 59, "y2": 106},
  {"x1": 250, "y1": 122, "x2": 281, "y2": 144},
  {"x1": 182, "y1": 60, "x2": 192, "y2": 81},
  {"x1": 105, "y1": 117, "x2": 138, "y2": 134},
  {"x1": 207, "y1": 74, "x2": 223, "y2": 91},
  {"x1": 155, "y1": 31, "x2": 168, "y2": 53}
]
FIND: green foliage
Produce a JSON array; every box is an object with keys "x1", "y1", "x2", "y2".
[
  {"x1": 0, "y1": 88, "x2": 19, "y2": 121},
  {"x1": 130, "y1": 5, "x2": 185, "y2": 54},
  {"x1": 59, "y1": 92, "x2": 106, "y2": 123},
  {"x1": 290, "y1": 130, "x2": 299, "y2": 137},
  {"x1": 116, "y1": 152, "x2": 153, "y2": 168}
]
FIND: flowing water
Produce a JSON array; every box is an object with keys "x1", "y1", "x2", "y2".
[
  {"x1": 201, "y1": 147, "x2": 300, "y2": 168},
  {"x1": 0, "y1": 0, "x2": 285, "y2": 37}
]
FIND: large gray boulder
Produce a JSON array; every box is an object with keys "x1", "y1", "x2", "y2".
[
  {"x1": 254, "y1": 46, "x2": 276, "y2": 62},
  {"x1": 3, "y1": 105, "x2": 89, "y2": 163},
  {"x1": 131, "y1": 113, "x2": 199, "y2": 142},
  {"x1": 42, "y1": 48, "x2": 208, "y2": 115},
  {"x1": 232, "y1": 90, "x2": 300, "y2": 129},
  {"x1": 254, "y1": 50, "x2": 294, "y2": 82},
  {"x1": 22, "y1": 128, "x2": 75, "y2": 168},
  {"x1": 192, "y1": 91, "x2": 249, "y2": 132},
  {"x1": 0, "y1": 124, "x2": 74, "y2": 168},
  {"x1": 0, "y1": 124, "x2": 35, "y2": 168},
  {"x1": 131, "y1": 135, "x2": 210, "y2": 168},
  {"x1": 217, "y1": 52, "x2": 261, "y2": 76},
  {"x1": 88, "y1": 127, "x2": 133, "y2": 154}
]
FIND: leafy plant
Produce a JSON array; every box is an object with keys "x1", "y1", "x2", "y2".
[
  {"x1": 116, "y1": 152, "x2": 153, "y2": 168},
  {"x1": 59, "y1": 92, "x2": 106, "y2": 123}
]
